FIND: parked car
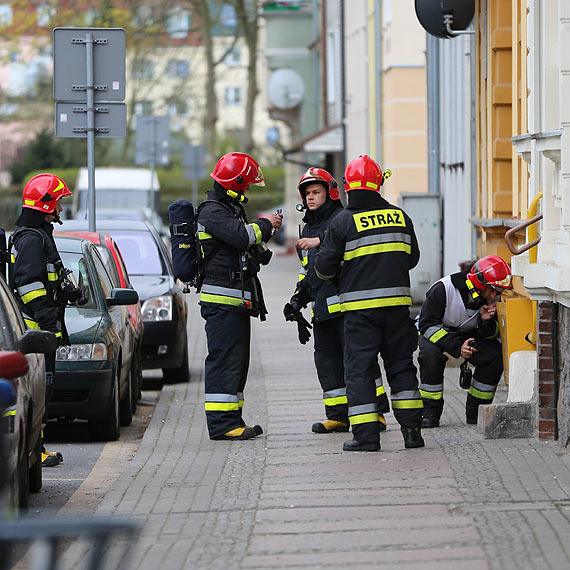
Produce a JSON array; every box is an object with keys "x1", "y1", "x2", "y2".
[
  {"x1": 60, "y1": 220, "x2": 189, "y2": 383},
  {"x1": 0, "y1": 275, "x2": 56, "y2": 509},
  {"x1": 55, "y1": 230, "x2": 144, "y2": 415},
  {"x1": 51, "y1": 236, "x2": 139, "y2": 441}
]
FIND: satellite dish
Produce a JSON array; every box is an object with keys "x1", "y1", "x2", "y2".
[
  {"x1": 267, "y1": 68, "x2": 305, "y2": 110},
  {"x1": 415, "y1": 0, "x2": 475, "y2": 38}
]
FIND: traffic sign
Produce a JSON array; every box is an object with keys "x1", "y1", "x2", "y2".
[
  {"x1": 55, "y1": 102, "x2": 127, "y2": 138},
  {"x1": 135, "y1": 116, "x2": 170, "y2": 166},
  {"x1": 182, "y1": 145, "x2": 207, "y2": 180},
  {"x1": 53, "y1": 28, "x2": 125, "y2": 102}
]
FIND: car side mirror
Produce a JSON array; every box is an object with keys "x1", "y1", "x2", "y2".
[
  {"x1": 106, "y1": 288, "x2": 139, "y2": 306},
  {"x1": 18, "y1": 329, "x2": 58, "y2": 355}
]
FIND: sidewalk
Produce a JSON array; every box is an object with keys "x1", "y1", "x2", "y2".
[{"x1": 63, "y1": 254, "x2": 570, "y2": 570}]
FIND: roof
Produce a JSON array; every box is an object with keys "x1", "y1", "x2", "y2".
[
  {"x1": 285, "y1": 124, "x2": 343, "y2": 154},
  {"x1": 53, "y1": 235, "x2": 89, "y2": 254},
  {"x1": 54, "y1": 230, "x2": 102, "y2": 245},
  {"x1": 61, "y1": 219, "x2": 153, "y2": 232}
]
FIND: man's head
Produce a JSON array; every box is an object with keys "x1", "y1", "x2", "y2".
[
  {"x1": 210, "y1": 152, "x2": 264, "y2": 200},
  {"x1": 344, "y1": 154, "x2": 391, "y2": 194},
  {"x1": 467, "y1": 255, "x2": 512, "y2": 302},
  {"x1": 22, "y1": 173, "x2": 71, "y2": 223},
  {"x1": 297, "y1": 167, "x2": 339, "y2": 210}
]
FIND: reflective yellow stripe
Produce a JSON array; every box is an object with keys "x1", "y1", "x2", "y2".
[
  {"x1": 238, "y1": 399, "x2": 244, "y2": 409},
  {"x1": 298, "y1": 274, "x2": 305, "y2": 281},
  {"x1": 198, "y1": 231, "x2": 212, "y2": 240},
  {"x1": 348, "y1": 181, "x2": 362, "y2": 188},
  {"x1": 468, "y1": 386, "x2": 494, "y2": 400},
  {"x1": 251, "y1": 222, "x2": 263, "y2": 245},
  {"x1": 24, "y1": 318, "x2": 40, "y2": 330},
  {"x1": 323, "y1": 396, "x2": 348, "y2": 406},
  {"x1": 328, "y1": 303, "x2": 341, "y2": 314},
  {"x1": 341, "y1": 296, "x2": 411, "y2": 311},
  {"x1": 376, "y1": 386, "x2": 386, "y2": 397},
  {"x1": 47, "y1": 273, "x2": 58, "y2": 282},
  {"x1": 55, "y1": 332, "x2": 62, "y2": 338},
  {"x1": 200, "y1": 293, "x2": 245, "y2": 307},
  {"x1": 391, "y1": 400, "x2": 424, "y2": 409},
  {"x1": 52, "y1": 179, "x2": 65, "y2": 194},
  {"x1": 365, "y1": 181, "x2": 378, "y2": 189},
  {"x1": 10, "y1": 254, "x2": 15, "y2": 263},
  {"x1": 21, "y1": 288, "x2": 47, "y2": 303},
  {"x1": 24, "y1": 199, "x2": 36, "y2": 206},
  {"x1": 349, "y1": 412, "x2": 380, "y2": 425},
  {"x1": 420, "y1": 389, "x2": 443, "y2": 400},
  {"x1": 205, "y1": 402, "x2": 240, "y2": 411},
  {"x1": 2, "y1": 410, "x2": 16, "y2": 417},
  {"x1": 344, "y1": 243, "x2": 411, "y2": 261},
  {"x1": 429, "y1": 329, "x2": 448, "y2": 343},
  {"x1": 301, "y1": 256, "x2": 308, "y2": 267}
]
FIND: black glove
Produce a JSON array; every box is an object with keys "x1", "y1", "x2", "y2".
[{"x1": 283, "y1": 302, "x2": 313, "y2": 344}]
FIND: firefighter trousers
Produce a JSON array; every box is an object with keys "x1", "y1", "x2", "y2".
[
  {"x1": 201, "y1": 306, "x2": 251, "y2": 438},
  {"x1": 313, "y1": 317, "x2": 389, "y2": 423},
  {"x1": 343, "y1": 306, "x2": 422, "y2": 443},
  {"x1": 418, "y1": 335, "x2": 503, "y2": 422}
]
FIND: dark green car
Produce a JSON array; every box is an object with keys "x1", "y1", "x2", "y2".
[{"x1": 50, "y1": 237, "x2": 139, "y2": 441}]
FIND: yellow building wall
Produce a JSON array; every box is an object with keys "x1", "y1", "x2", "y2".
[
  {"x1": 382, "y1": 66, "x2": 427, "y2": 204},
  {"x1": 475, "y1": 0, "x2": 528, "y2": 260}
]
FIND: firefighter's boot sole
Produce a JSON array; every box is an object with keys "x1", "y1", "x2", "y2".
[{"x1": 312, "y1": 420, "x2": 350, "y2": 433}]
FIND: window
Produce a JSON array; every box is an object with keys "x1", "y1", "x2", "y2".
[
  {"x1": 133, "y1": 5, "x2": 153, "y2": 27},
  {"x1": 37, "y1": 4, "x2": 55, "y2": 27},
  {"x1": 266, "y1": 126, "x2": 280, "y2": 146},
  {"x1": 224, "y1": 46, "x2": 241, "y2": 67},
  {"x1": 131, "y1": 59, "x2": 153, "y2": 80},
  {"x1": 108, "y1": 232, "x2": 164, "y2": 276},
  {"x1": 166, "y1": 8, "x2": 191, "y2": 39},
  {"x1": 0, "y1": 4, "x2": 13, "y2": 26},
  {"x1": 225, "y1": 87, "x2": 242, "y2": 107},
  {"x1": 220, "y1": 5, "x2": 237, "y2": 27},
  {"x1": 91, "y1": 249, "x2": 114, "y2": 299},
  {"x1": 167, "y1": 99, "x2": 189, "y2": 117},
  {"x1": 133, "y1": 101, "x2": 153, "y2": 116},
  {"x1": 166, "y1": 59, "x2": 189, "y2": 78}
]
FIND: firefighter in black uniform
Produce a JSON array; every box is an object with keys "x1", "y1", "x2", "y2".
[
  {"x1": 10, "y1": 173, "x2": 73, "y2": 467},
  {"x1": 315, "y1": 155, "x2": 424, "y2": 452},
  {"x1": 418, "y1": 255, "x2": 512, "y2": 427},
  {"x1": 198, "y1": 152, "x2": 282, "y2": 440},
  {"x1": 284, "y1": 167, "x2": 390, "y2": 434}
]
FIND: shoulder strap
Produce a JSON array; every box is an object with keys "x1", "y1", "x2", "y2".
[{"x1": 197, "y1": 199, "x2": 238, "y2": 218}]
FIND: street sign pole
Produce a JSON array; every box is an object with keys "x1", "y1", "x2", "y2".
[
  {"x1": 149, "y1": 118, "x2": 156, "y2": 195},
  {"x1": 192, "y1": 177, "x2": 198, "y2": 207},
  {"x1": 86, "y1": 32, "x2": 96, "y2": 233}
]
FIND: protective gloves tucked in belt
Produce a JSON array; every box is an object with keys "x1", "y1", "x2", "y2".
[{"x1": 283, "y1": 302, "x2": 312, "y2": 345}]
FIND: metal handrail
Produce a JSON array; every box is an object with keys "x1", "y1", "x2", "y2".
[{"x1": 504, "y1": 213, "x2": 543, "y2": 256}]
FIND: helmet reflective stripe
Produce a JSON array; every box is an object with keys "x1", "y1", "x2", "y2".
[{"x1": 52, "y1": 179, "x2": 66, "y2": 194}]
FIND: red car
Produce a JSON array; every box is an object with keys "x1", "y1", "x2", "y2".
[{"x1": 55, "y1": 231, "x2": 144, "y2": 413}]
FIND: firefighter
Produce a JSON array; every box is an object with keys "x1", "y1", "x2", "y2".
[
  {"x1": 284, "y1": 167, "x2": 390, "y2": 434},
  {"x1": 315, "y1": 155, "x2": 424, "y2": 452},
  {"x1": 198, "y1": 152, "x2": 282, "y2": 440},
  {"x1": 10, "y1": 173, "x2": 72, "y2": 467},
  {"x1": 418, "y1": 255, "x2": 512, "y2": 427}
]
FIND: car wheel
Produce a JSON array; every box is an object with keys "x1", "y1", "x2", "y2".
[
  {"x1": 119, "y1": 365, "x2": 133, "y2": 428},
  {"x1": 29, "y1": 431, "x2": 42, "y2": 493},
  {"x1": 89, "y1": 372, "x2": 120, "y2": 442},
  {"x1": 162, "y1": 341, "x2": 190, "y2": 384},
  {"x1": 17, "y1": 441, "x2": 30, "y2": 509}
]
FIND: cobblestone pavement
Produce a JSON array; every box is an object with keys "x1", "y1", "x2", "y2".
[{"x1": 61, "y1": 254, "x2": 570, "y2": 570}]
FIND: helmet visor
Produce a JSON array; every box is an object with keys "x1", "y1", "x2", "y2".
[
  {"x1": 252, "y1": 166, "x2": 265, "y2": 187},
  {"x1": 492, "y1": 275, "x2": 512, "y2": 289}
]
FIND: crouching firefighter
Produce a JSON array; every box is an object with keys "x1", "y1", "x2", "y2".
[
  {"x1": 9, "y1": 173, "x2": 74, "y2": 467},
  {"x1": 418, "y1": 255, "x2": 512, "y2": 427},
  {"x1": 315, "y1": 155, "x2": 424, "y2": 452},
  {"x1": 284, "y1": 167, "x2": 390, "y2": 434},
  {"x1": 198, "y1": 152, "x2": 282, "y2": 440}
]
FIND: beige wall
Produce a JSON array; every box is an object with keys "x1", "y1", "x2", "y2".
[{"x1": 381, "y1": 66, "x2": 427, "y2": 203}]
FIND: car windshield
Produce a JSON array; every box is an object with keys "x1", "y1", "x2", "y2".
[
  {"x1": 105, "y1": 231, "x2": 164, "y2": 275},
  {"x1": 59, "y1": 252, "x2": 97, "y2": 309}
]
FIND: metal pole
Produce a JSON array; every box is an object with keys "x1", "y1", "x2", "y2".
[
  {"x1": 149, "y1": 117, "x2": 155, "y2": 196},
  {"x1": 374, "y1": 0, "x2": 382, "y2": 162},
  {"x1": 86, "y1": 33, "x2": 96, "y2": 233},
  {"x1": 340, "y1": 0, "x2": 347, "y2": 207},
  {"x1": 192, "y1": 177, "x2": 198, "y2": 207}
]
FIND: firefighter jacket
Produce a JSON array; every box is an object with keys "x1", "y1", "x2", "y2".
[
  {"x1": 418, "y1": 270, "x2": 500, "y2": 358},
  {"x1": 294, "y1": 199, "x2": 343, "y2": 322},
  {"x1": 315, "y1": 190, "x2": 419, "y2": 311},
  {"x1": 197, "y1": 185, "x2": 274, "y2": 317},
  {"x1": 9, "y1": 221, "x2": 66, "y2": 341}
]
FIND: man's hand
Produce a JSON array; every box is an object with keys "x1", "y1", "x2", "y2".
[
  {"x1": 460, "y1": 338, "x2": 478, "y2": 359},
  {"x1": 296, "y1": 237, "x2": 320, "y2": 251},
  {"x1": 480, "y1": 303, "x2": 497, "y2": 321},
  {"x1": 261, "y1": 213, "x2": 283, "y2": 229}
]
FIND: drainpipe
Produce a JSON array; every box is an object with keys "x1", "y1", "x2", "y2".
[
  {"x1": 340, "y1": 0, "x2": 347, "y2": 207},
  {"x1": 426, "y1": 34, "x2": 440, "y2": 195},
  {"x1": 374, "y1": 0, "x2": 382, "y2": 162}
]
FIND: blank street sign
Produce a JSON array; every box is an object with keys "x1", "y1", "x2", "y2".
[
  {"x1": 55, "y1": 102, "x2": 127, "y2": 138},
  {"x1": 53, "y1": 27, "x2": 126, "y2": 102}
]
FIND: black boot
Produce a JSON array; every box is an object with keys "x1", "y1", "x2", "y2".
[
  {"x1": 421, "y1": 416, "x2": 440, "y2": 428},
  {"x1": 342, "y1": 438, "x2": 380, "y2": 452},
  {"x1": 401, "y1": 427, "x2": 425, "y2": 449}
]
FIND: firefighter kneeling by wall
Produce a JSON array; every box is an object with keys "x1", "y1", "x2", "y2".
[{"x1": 417, "y1": 255, "x2": 512, "y2": 427}]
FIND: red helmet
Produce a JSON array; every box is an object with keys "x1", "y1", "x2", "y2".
[
  {"x1": 344, "y1": 154, "x2": 384, "y2": 193},
  {"x1": 210, "y1": 152, "x2": 265, "y2": 193},
  {"x1": 22, "y1": 173, "x2": 71, "y2": 214},
  {"x1": 467, "y1": 255, "x2": 513, "y2": 292},
  {"x1": 297, "y1": 167, "x2": 339, "y2": 201}
]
